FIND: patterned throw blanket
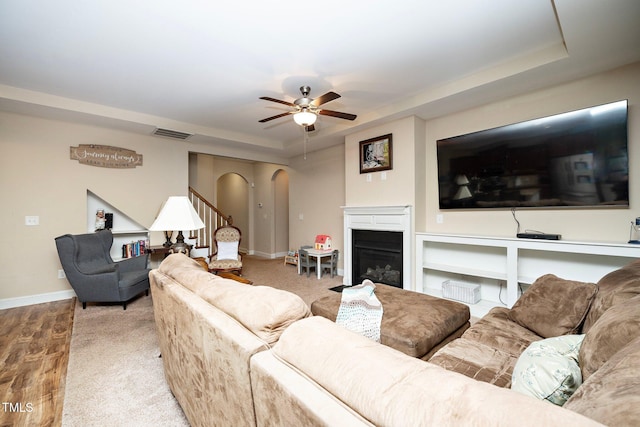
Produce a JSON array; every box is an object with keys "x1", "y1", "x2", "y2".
[{"x1": 336, "y1": 279, "x2": 383, "y2": 342}]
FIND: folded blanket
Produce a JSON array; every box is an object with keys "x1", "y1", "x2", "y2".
[{"x1": 336, "y1": 279, "x2": 383, "y2": 342}]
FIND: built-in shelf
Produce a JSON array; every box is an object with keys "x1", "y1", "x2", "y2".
[
  {"x1": 87, "y1": 190, "x2": 148, "y2": 261},
  {"x1": 416, "y1": 232, "x2": 640, "y2": 318}
]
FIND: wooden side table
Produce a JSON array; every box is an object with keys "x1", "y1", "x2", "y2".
[{"x1": 216, "y1": 271, "x2": 253, "y2": 285}]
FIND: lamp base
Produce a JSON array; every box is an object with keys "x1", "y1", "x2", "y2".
[
  {"x1": 169, "y1": 230, "x2": 192, "y2": 255},
  {"x1": 163, "y1": 230, "x2": 174, "y2": 248}
]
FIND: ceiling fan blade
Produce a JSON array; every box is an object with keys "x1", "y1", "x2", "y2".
[
  {"x1": 318, "y1": 109, "x2": 357, "y2": 121},
  {"x1": 304, "y1": 124, "x2": 315, "y2": 132},
  {"x1": 259, "y1": 112, "x2": 292, "y2": 123},
  {"x1": 259, "y1": 96, "x2": 295, "y2": 107},
  {"x1": 311, "y1": 91, "x2": 341, "y2": 107}
]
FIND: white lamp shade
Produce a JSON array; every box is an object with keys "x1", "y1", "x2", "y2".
[
  {"x1": 453, "y1": 185, "x2": 473, "y2": 200},
  {"x1": 149, "y1": 196, "x2": 205, "y2": 231},
  {"x1": 293, "y1": 110, "x2": 317, "y2": 126},
  {"x1": 455, "y1": 174, "x2": 470, "y2": 185}
]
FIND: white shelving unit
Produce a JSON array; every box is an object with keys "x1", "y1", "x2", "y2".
[
  {"x1": 87, "y1": 190, "x2": 149, "y2": 261},
  {"x1": 416, "y1": 232, "x2": 640, "y2": 318}
]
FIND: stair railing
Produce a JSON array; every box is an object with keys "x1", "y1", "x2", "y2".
[{"x1": 188, "y1": 186, "x2": 233, "y2": 257}]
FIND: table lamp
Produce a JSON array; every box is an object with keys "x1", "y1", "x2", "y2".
[{"x1": 149, "y1": 196, "x2": 205, "y2": 255}]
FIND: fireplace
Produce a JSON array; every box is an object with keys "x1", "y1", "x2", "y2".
[
  {"x1": 352, "y1": 230, "x2": 403, "y2": 288},
  {"x1": 342, "y1": 205, "x2": 412, "y2": 290}
]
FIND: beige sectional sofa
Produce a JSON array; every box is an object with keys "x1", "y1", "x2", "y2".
[
  {"x1": 149, "y1": 253, "x2": 640, "y2": 426},
  {"x1": 428, "y1": 260, "x2": 640, "y2": 425}
]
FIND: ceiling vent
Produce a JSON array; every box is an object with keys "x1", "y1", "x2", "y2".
[{"x1": 152, "y1": 128, "x2": 193, "y2": 140}]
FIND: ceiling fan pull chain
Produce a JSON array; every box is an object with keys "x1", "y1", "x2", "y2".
[{"x1": 303, "y1": 131, "x2": 309, "y2": 160}]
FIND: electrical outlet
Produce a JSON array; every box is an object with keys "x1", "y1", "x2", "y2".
[
  {"x1": 25, "y1": 216, "x2": 40, "y2": 226},
  {"x1": 58, "y1": 269, "x2": 66, "y2": 279}
]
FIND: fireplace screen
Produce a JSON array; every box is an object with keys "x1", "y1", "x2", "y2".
[{"x1": 352, "y1": 230, "x2": 402, "y2": 288}]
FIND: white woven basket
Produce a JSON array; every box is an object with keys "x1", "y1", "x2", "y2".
[{"x1": 442, "y1": 280, "x2": 481, "y2": 304}]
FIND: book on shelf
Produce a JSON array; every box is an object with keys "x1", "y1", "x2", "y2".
[{"x1": 122, "y1": 239, "x2": 149, "y2": 259}]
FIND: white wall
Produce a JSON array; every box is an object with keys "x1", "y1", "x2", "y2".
[{"x1": 422, "y1": 62, "x2": 640, "y2": 242}]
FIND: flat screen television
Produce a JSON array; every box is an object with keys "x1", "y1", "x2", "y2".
[{"x1": 437, "y1": 100, "x2": 629, "y2": 209}]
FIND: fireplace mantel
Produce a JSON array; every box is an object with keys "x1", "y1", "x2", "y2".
[{"x1": 342, "y1": 205, "x2": 412, "y2": 289}]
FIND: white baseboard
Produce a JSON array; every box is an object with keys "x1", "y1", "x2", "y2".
[
  {"x1": 250, "y1": 251, "x2": 288, "y2": 259},
  {"x1": 0, "y1": 290, "x2": 76, "y2": 310}
]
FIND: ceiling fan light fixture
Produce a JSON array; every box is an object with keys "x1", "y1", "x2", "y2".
[{"x1": 293, "y1": 109, "x2": 317, "y2": 126}]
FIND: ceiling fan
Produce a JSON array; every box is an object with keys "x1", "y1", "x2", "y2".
[{"x1": 259, "y1": 86, "x2": 357, "y2": 132}]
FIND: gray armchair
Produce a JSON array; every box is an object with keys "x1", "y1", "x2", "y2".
[{"x1": 55, "y1": 230, "x2": 150, "y2": 309}]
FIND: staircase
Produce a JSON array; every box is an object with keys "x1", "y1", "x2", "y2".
[{"x1": 188, "y1": 186, "x2": 234, "y2": 257}]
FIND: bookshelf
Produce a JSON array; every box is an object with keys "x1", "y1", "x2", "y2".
[
  {"x1": 86, "y1": 190, "x2": 149, "y2": 261},
  {"x1": 416, "y1": 232, "x2": 640, "y2": 318}
]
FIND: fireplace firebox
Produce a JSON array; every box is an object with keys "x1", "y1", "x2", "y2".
[{"x1": 352, "y1": 229, "x2": 403, "y2": 288}]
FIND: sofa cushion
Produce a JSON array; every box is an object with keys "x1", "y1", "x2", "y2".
[
  {"x1": 565, "y1": 336, "x2": 640, "y2": 426},
  {"x1": 579, "y1": 294, "x2": 640, "y2": 380},
  {"x1": 508, "y1": 274, "x2": 597, "y2": 338},
  {"x1": 461, "y1": 307, "x2": 543, "y2": 356},
  {"x1": 428, "y1": 337, "x2": 519, "y2": 387},
  {"x1": 158, "y1": 254, "x2": 311, "y2": 344},
  {"x1": 511, "y1": 334, "x2": 584, "y2": 406},
  {"x1": 198, "y1": 283, "x2": 311, "y2": 344},
  {"x1": 582, "y1": 259, "x2": 640, "y2": 333}
]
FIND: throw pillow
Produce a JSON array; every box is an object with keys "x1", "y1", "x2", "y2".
[
  {"x1": 565, "y1": 336, "x2": 640, "y2": 426},
  {"x1": 579, "y1": 294, "x2": 640, "y2": 381},
  {"x1": 511, "y1": 334, "x2": 585, "y2": 406},
  {"x1": 582, "y1": 259, "x2": 640, "y2": 333},
  {"x1": 216, "y1": 241, "x2": 239, "y2": 260},
  {"x1": 508, "y1": 274, "x2": 597, "y2": 338}
]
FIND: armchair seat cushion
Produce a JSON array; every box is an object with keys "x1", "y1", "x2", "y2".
[
  {"x1": 119, "y1": 270, "x2": 151, "y2": 288},
  {"x1": 209, "y1": 258, "x2": 243, "y2": 270}
]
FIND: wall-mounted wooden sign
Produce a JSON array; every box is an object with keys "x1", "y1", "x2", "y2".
[{"x1": 70, "y1": 145, "x2": 143, "y2": 168}]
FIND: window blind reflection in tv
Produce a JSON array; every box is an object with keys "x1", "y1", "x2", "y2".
[{"x1": 437, "y1": 100, "x2": 629, "y2": 209}]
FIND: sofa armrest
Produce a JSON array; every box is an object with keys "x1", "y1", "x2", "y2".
[{"x1": 250, "y1": 351, "x2": 372, "y2": 427}]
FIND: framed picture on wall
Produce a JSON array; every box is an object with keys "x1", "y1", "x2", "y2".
[{"x1": 359, "y1": 134, "x2": 393, "y2": 174}]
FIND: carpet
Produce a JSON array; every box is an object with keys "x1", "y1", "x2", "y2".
[
  {"x1": 61, "y1": 255, "x2": 344, "y2": 426},
  {"x1": 61, "y1": 295, "x2": 189, "y2": 427},
  {"x1": 241, "y1": 255, "x2": 344, "y2": 306}
]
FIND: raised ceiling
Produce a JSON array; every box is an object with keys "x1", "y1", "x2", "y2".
[{"x1": 1, "y1": 0, "x2": 639, "y2": 161}]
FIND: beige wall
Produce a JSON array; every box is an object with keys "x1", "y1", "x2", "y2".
[
  {"x1": 217, "y1": 172, "x2": 250, "y2": 252},
  {"x1": 0, "y1": 112, "x2": 186, "y2": 303},
  {"x1": 345, "y1": 116, "x2": 421, "y2": 208},
  {"x1": 2, "y1": 61, "x2": 638, "y2": 305},
  {"x1": 188, "y1": 153, "x2": 289, "y2": 258},
  {"x1": 288, "y1": 144, "x2": 346, "y2": 269},
  {"x1": 422, "y1": 62, "x2": 640, "y2": 242}
]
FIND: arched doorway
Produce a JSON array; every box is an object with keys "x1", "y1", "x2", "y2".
[
  {"x1": 217, "y1": 172, "x2": 250, "y2": 253},
  {"x1": 272, "y1": 169, "x2": 289, "y2": 256}
]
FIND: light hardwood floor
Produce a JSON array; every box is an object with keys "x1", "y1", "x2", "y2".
[{"x1": 0, "y1": 299, "x2": 75, "y2": 427}]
